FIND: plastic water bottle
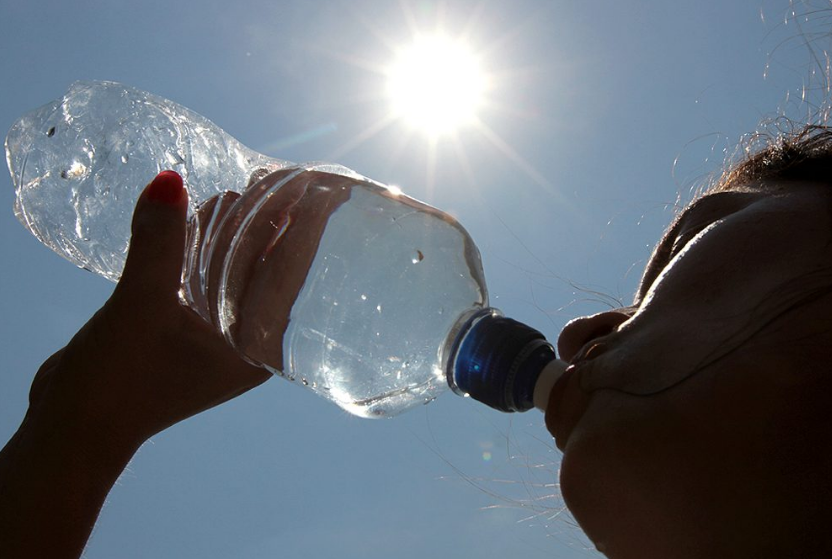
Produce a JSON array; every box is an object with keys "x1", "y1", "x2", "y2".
[{"x1": 6, "y1": 81, "x2": 565, "y2": 418}]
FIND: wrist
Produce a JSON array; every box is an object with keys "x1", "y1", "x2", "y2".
[
  {"x1": 0, "y1": 404, "x2": 143, "y2": 558},
  {"x1": 23, "y1": 397, "x2": 145, "y2": 474}
]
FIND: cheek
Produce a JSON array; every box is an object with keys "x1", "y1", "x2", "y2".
[
  {"x1": 557, "y1": 358, "x2": 818, "y2": 555},
  {"x1": 557, "y1": 392, "x2": 710, "y2": 551},
  {"x1": 558, "y1": 395, "x2": 659, "y2": 531}
]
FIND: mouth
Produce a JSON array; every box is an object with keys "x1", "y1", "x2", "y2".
[
  {"x1": 548, "y1": 330, "x2": 625, "y2": 450},
  {"x1": 545, "y1": 364, "x2": 576, "y2": 450},
  {"x1": 546, "y1": 361, "x2": 597, "y2": 451}
]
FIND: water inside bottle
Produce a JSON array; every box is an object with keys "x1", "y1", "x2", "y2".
[{"x1": 183, "y1": 166, "x2": 488, "y2": 417}]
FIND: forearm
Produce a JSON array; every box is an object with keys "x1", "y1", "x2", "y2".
[{"x1": 0, "y1": 407, "x2": 141, "y2": 559}]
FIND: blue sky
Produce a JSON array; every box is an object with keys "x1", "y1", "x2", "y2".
[{"x1": 0, "y1": 1, "x2": 824, "y2": 557}]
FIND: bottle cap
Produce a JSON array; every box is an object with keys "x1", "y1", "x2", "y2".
[{"x1": 451, "y1": 312, "x2": 558, "y2": 412}]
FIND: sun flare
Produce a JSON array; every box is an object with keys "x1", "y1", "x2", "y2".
[
  {"x1": 386, "y1": 35, "x2": 486, "y2": 137},
  {"x1": 322, "y1": 15, "x2": 549, "y2": 202}
]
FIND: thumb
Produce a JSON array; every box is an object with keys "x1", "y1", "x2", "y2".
[{"x1": 117, "y1": 171, "x2": 189, "y2": 300}]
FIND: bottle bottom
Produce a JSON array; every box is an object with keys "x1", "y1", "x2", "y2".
[{"x1": 264, "y1": 363, "x2": 439, "y2": 418}]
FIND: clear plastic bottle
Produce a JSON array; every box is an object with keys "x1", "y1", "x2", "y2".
[{"x1": 6, "y1": 81, "x2": 564, "y2": 418}]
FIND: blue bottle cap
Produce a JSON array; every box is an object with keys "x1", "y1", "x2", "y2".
[{"x1": 450, "y1": 311, "x2": 556, "y2": 412}]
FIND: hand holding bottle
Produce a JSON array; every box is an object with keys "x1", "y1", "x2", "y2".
[
  {"x1": 185, "y1": 168, "x2": 355, "y2": 371},
  {"x1": 29, "y1": 171, "x2": 271, "y2": 448},
  {"x1": 0, "y1": 171, "x2": 275, "y2": 558}
]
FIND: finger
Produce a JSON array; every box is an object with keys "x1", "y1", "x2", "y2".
[{"x1": 117, "y1": 171, "x2": 188, "y2": 300}]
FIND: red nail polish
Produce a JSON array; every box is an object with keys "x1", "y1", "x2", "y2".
[{"x1": 146, "y1": 170, "x2": 184, "y2": 205}]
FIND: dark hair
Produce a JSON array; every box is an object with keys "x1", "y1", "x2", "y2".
[{"x1": 714, "y1": 124, "x2": 832, "y2": 193}]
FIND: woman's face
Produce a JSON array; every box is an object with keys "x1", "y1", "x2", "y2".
[{"x1": 548, "y1": 181, "x2": 832, "y2": 558}]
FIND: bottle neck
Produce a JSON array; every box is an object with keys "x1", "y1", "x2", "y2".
[
  {"x1": 532, "y1": 359, "x2": 567, "y2": 411},
  {"x1": 447, "y1": 309, "x2": 564, "y2": 413}
]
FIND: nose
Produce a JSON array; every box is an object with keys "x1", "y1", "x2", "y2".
[{"x1": 557, "y1": 307, "x2": 636, "y2": 362}]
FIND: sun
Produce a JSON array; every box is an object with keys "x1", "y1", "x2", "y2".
[
  {"x1": 386, "y1": 35, "x2": 486, "y2": 137},
  {"x1": 316, "y1": 14, "x2": 554, "y2": 204}
]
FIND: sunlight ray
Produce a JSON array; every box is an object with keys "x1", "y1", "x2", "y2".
[
  {"x1": 398, "y1": 0, "x2": 421, "y2": 37},
  {"x1": 470, "y1": 117, "x2": 567, "y2": 206},
  {"x1": 470, "y1": 13, "x2": 542, "y2": 64},
  {"x1": 451, "y1": 134, "x2": 478, "y2": 188},
  {"x1": 259, "y1": 122, "x2": 338, "y2": 154},
  {"x1": 307, "y1": 45, "x2": 391, "y2": 75},
  {"x1": 325, "y1": 112, "x2": 400, "y2": 161},
  {"x1": 456, "y1": 0, "x2": 488, "y2": 43},
  {"x1": 425, "y1": 136, "x2": 438, "y2": 200},
  {"x1": 450, "y1": 135, "x2": 492, "y2": 218},
  {"x1": 350, "y1": 10, "x2": 418, "y2": 57},
  {"x1": 378, "y1": 125, "x2": 415, "y2": 178},
  {"x1": 479, "y1": 98, "x2": 542, "y2": 122}
]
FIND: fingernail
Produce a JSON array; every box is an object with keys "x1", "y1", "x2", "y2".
[{"x1": 147, "y1": 171, "x2": 184, "y2": 205}]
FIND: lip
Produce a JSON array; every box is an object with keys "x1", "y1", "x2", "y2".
[{"x1": 545, "y1": 364, "x2": 578, "y2": 451}]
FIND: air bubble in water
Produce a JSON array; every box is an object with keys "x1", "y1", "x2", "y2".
[{"x1": 60, "y1": 161, "x2": 88, "y2": 180}]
